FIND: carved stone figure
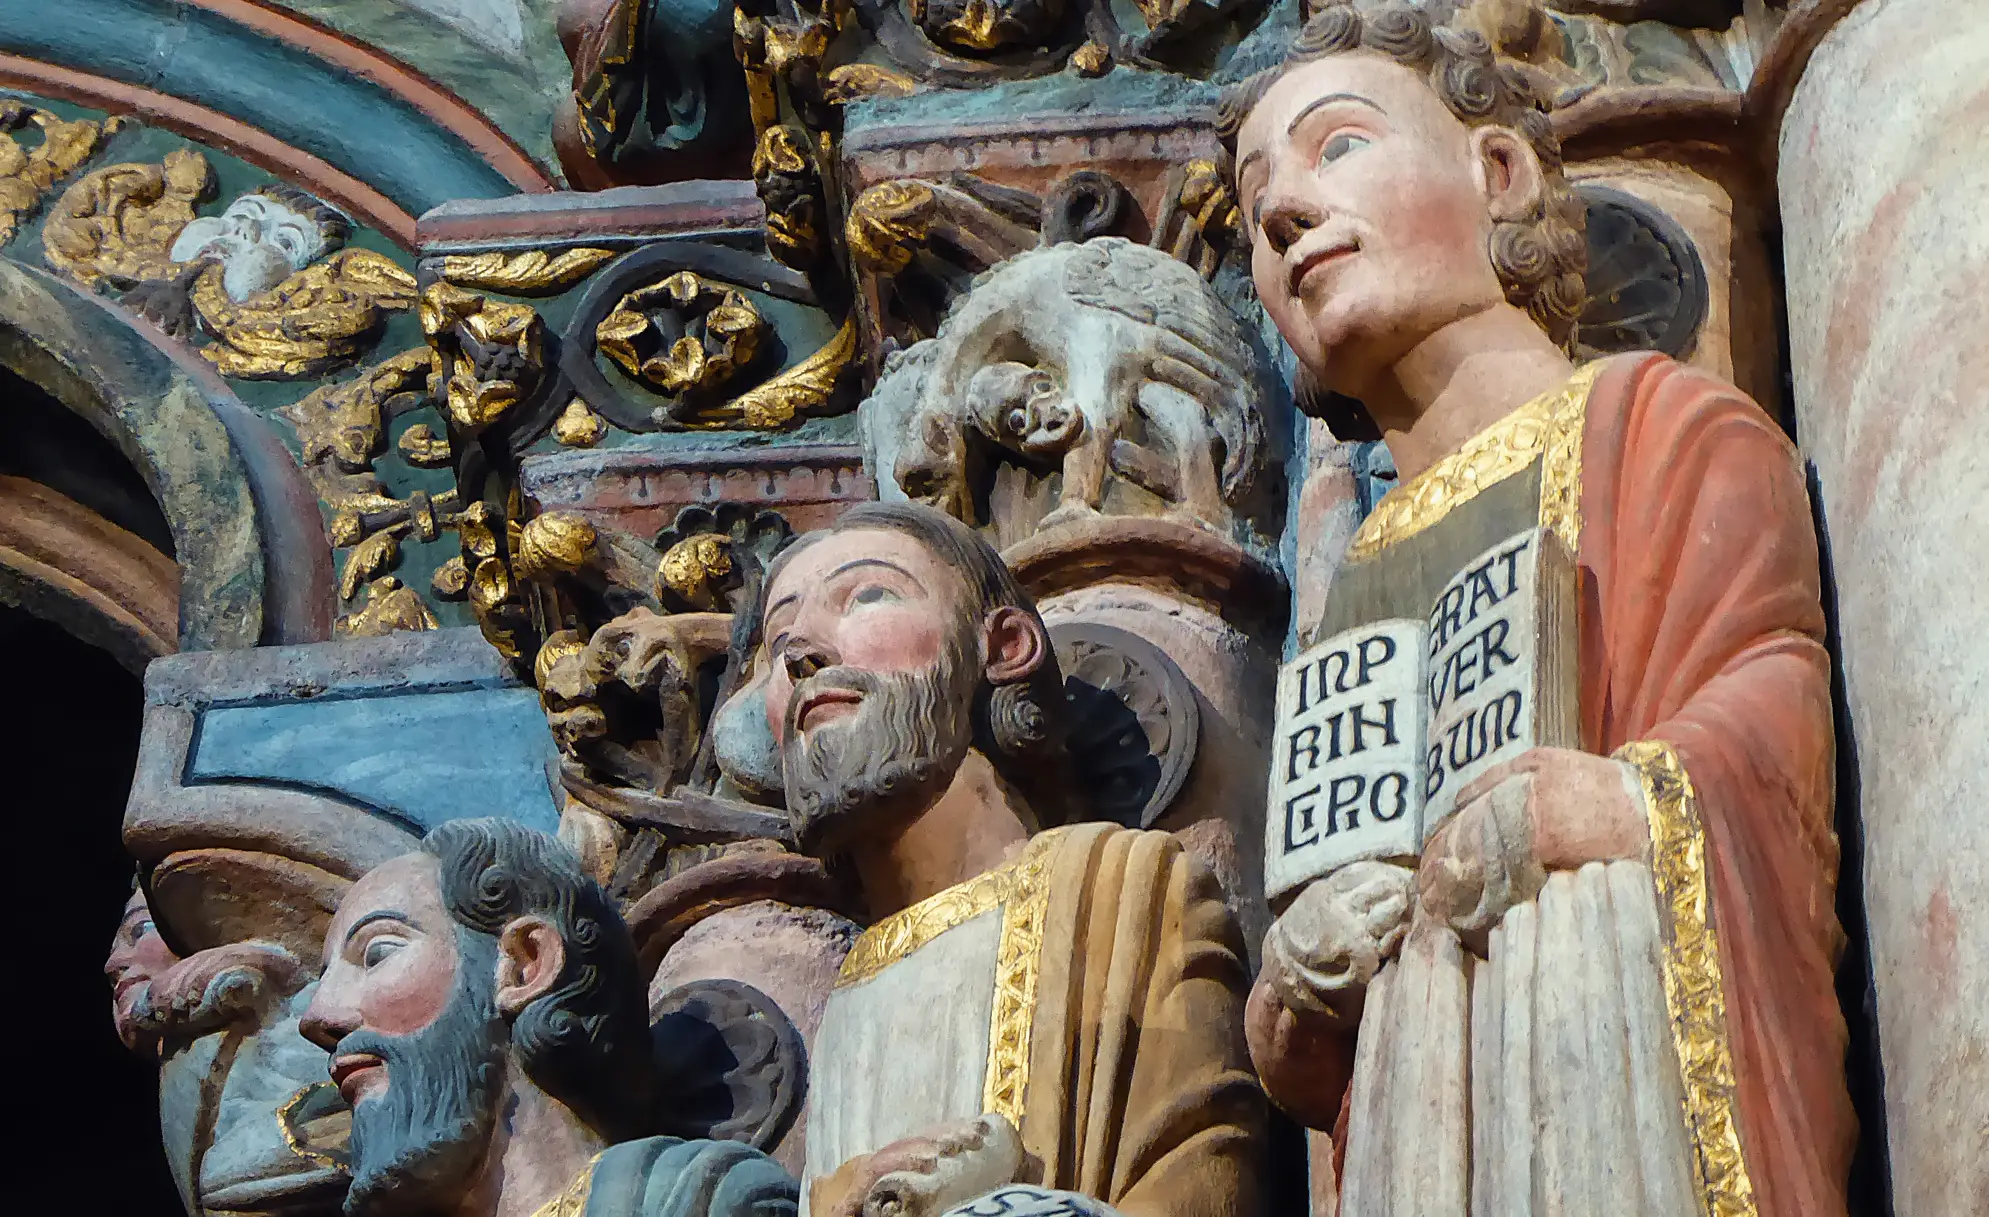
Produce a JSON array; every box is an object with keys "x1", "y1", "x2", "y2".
[
  {"x1": 42, "y1": 149, "x2": 416, "y2": 378},
  {"x1": 106, "y1": 890, "x2": 349, "y2": 1217},
  {"x1": 166, "y1": 184, "x2": 351, "y2": 304},
  {"x1": 298, "y1": 818, "x2": 799, "y2": 1217},
  {"x1": 1223, "y1": 4, "x2": 1850, "y2": 1215},
  {"x1": 863, "y1": 238, "x2": 1264, "y2": 539},
  {"x1": 744, "y1": 501, "x2": 1265, "y2": 1217}
]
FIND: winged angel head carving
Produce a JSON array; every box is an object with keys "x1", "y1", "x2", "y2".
[{"x1": 42, "y1": 147, "x2": 415, "y2": 379}]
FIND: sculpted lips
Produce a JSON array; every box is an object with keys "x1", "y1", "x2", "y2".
[
  {"x1": 329, "y1": 1053, "x2": 386, "y2": 1104},
  {"x1": 1288, "y1": 238, "x2": 1359, "y2": 297},
  {"x1": 795, "y1": 688, "x2": 863, "y2": 731}
]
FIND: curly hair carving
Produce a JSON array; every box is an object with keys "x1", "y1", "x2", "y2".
[{"x1": 1217, "y1": 1, "x2": 1587, "y2": 346}]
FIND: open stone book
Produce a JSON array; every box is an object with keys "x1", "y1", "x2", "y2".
[{"x1": 1266, "y1": 526, "x2": 1580, "y2": 901}]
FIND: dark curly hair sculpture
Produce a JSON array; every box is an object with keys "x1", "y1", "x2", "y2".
[
  {"x1": 1217, "y1": 0, "x2": 1588, "y2": 346},
  {"x1": 420, "y1": 818, "x2": 656, "y2": 1139}
]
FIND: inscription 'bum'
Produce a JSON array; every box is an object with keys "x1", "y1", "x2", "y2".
[{"x1": 1264, "y1": 527, "x2": 1579, "y2": 902}]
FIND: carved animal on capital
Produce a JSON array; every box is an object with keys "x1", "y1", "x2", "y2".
[{"x1": 863, "y1": 237, "x2": 1265, "y2": 537}]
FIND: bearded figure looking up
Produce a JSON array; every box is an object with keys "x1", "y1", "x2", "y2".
[
  {"x1": 746, "y1": 501, "x2": 1265, "y2": 1217},
  {"x1": 1222, "y1": 4, "x2": 1852, "y2": 1216},
  {"x1": 299, "y1": 818, "x2": 797, "y2": 1217}
]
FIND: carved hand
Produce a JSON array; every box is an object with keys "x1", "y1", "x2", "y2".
[
  {"x1": 811, "y1": 1114, "x2": 1025, "y2": 1217},
  {"x1": 1417, "y1": 746, "x2": 1651, "y2": 944},
  {"x1": 1262, "y1": 859, "x2": 1415, "y2": 1023},
  {"x1": 138, "y1": 940, "x2": 307, "y2": 1037}
]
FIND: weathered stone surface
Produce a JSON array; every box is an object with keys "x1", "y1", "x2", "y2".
[
  {"x1": 1780, "y1": 3, "x2": 1989, "y2": 1212},
  {"x1": 0, "y1": 257, "x2": 334, "y2": 649}
]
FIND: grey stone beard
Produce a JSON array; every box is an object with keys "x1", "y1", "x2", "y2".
[
  {"x1": 338, "y1": 932, "x2": 507, "y2": 1217},
  {"x1": 782, "y1": 633, "x2": 979, "y2": 856}
]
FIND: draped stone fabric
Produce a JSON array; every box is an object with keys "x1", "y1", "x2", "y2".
[
  {"x1": 1578, "y1": 352, "x2": 1854, "y2": 1217},
  {"x1": 1328, "y1": 353, "x2": 1852, "y2": 1217},
  {"x1": 802, "y1": 824, "x2": 1267, "y2": 1217}
]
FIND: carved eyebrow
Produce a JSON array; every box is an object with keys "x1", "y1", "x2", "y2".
[
  {"x1": 1288, "y1": 92, "x2": 1385, "y2": 136},
  {"x1": 828, "y1": 557, "x2": 919, "y2": 582},
  {"x1": 1236, "y1": 149, "x2": 1266, "y2": 186},
  {"x1": 342, "y1": 909, "x2": 414, "y2": 948}
]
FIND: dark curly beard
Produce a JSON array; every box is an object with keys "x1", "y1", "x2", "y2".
[
  {"x1": 781, "y1": 634, "x2": 978, "y2": 857},
  {"x1": 338, "y1": 932, "x2": 507, "y2": 1217}
]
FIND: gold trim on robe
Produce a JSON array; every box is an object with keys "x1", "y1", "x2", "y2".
[
  {"x1": 530, "y1": 1151, "x2": 601, "y2": 1217},
  {"x1": 833, "y1": 830, "x2": 1060, "y2": 1130},
  {"x1": 1617, "y1": 739, "x2": 1760, "y2": 1217},
  {"x1": 1345, "y1": 360, "x2": 1605, "y2": 561}
]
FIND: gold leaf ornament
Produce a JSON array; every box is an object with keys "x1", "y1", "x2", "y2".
[
  {"x1": 336, "y1": 576, "x2": 439, "y2": 637},
  {"x1": 340, "y1": 530, "x2": 402, "y2": 601},
  {"x1": 514, "y1": 512, "x2": 599, "y2": 580},
  {"x1": 421, "y1": 282, "x2": 545, "y2": 433},
  {"x1": 657, "y1": 533, "x2": 734, "y2": 609},
  {"x1": 554, "y1": 398, "x2": 606, "y2": 447},
  {"x1": 438, "y1": 247, "x2": 616, "y2": 295},
  {"x1": 0, "y1": 106, "x2": 125, "y2": 247},
  {"x1": 42, "y1": 146, "x2": 215, "y2": 289},
  {"x1": 595, "y1": 272, "x2": 766, "y2": 396},
  {"x1": 847, "y1": 181, "x2": 936, "y2": 276}
]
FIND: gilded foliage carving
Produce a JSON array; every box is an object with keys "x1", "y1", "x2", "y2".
[
  {"x1": 596, "y1": 271, "x2": 767, "y2": 396},
  {"x1": 692, "y1": 318, "x2": 856, "y2": 429},
  {"x1": 43, "y1": 148, "x2": 416, "y2": 379},
  {"x1": 437, "y1": 247, "x2": 617, "y2": 294},
  {"x1": 420, "y1": 282, "x2": 546, "y2": 434},
  {"x1": 0, "y1": 104, "x2": 124, "y2": 247}
]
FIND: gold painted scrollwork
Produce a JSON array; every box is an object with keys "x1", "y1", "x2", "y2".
[
  {"x1": 439, "y1": 247, "x2": 617, "y2": 295},
  {"x1": 596, "y1": 271, "x2": 767, "y2": 395},
  {"x1": 847, "y1": 180, "x2": 936, "y2": 276},
  {"x1": 657, "y1": 533, "x2": 733, "y2": 609},
  {"x1": 190, "y1": 250, "x2": 418, "y2": 379},
  {"x1": 338, "y1": 576, "x2": 441, "y2": 637},
  {"x1": 0, "y1": 105, "x2": 124, "y2": 247},
  {"x1": 821, "y1": 63, "x2": 919, "y2": 102},
  {"x1": 554, "y1": 398, "x2": 606, "y2": 447},
  {"x1": 689, "y1": 318, "x2": 856, "y2": 429},
  {"x1": 42, "y1": 147, "x2": 214, "y2": 288}
]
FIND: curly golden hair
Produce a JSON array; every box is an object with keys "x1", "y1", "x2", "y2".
[{"x1": 1217, "y1": 1, "x2": 1586, "y2": 346}]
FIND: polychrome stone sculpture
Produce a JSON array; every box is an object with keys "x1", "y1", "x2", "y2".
[
  {"x1": 107, "y1": 890, "x2": 349, "y2": 1217},
  {"x1": 745, "y1": 501, "x2": 1266, "y2": 1217},
  {"x1": 1223, "y1": 4, "x2": 1851, "y2": 1215},
  {"x1": 299, "y1": 818, "x2": 799, "y2": 1217}
]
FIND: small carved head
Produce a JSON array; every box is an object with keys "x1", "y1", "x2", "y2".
[
  {"x1": 1219, "y1": 1, "x2": 1585, "y2": 395},
  {"x1": 105, "y1": 888, "x2": 178, "y2": 1053},
  {"x1": 169, "y1": 184, "x2": 352, "y2": 303},
  {"x1": 965, "y1": 361, "x2": 1085, "y2": 459},
  {"x1": 300, "y1": 820, "x2": 654, "y2": 1216},
  {"x1": 755, "y1": 502, "x2": 1067, "y2": 854}
]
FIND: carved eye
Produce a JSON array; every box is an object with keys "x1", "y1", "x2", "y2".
[
  {"x1": 1318, "y1": 131, "x2": 1370, "y2": 167},
  {"x1": 852, "y1": 585, "x2": 897, "y2": 607},
  {"x1": 361, "y1": 937, "x2": 404, "y2": 968}
]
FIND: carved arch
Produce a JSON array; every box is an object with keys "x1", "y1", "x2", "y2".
[{"x1": 0, "y1": 257, "x2": 334, "y2": 653}]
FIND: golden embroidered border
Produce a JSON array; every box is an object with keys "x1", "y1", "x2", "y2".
[
  {"x1": 836, "y1": 830, "x2": 1063, "y2": 988},
  {"x1": 1616, "y1": 739, "x2": 1759, "y2": 1217},
  {"x1": 1345, "y1": 361, "x2": 1605, "y2": 561},
  {"x1": 981, "y1": 838, "x2": 1053, "y2": 1125},
  {"x1": 274, "y1": 1082, "x2": 346, "y2": 1171}
]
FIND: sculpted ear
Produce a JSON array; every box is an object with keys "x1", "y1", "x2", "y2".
[
  {"x1": 1471, "y1": 125, "x2": 1546, "y2": 224},
  {"x1": 982, "y1": 605, "x2": 1048, "y2": 685},
  {"x1": 494, "y1": 916, "x2": 567, "y2": 1017}
]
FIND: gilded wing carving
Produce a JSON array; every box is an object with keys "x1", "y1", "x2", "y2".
[{"x1": 42, "y1": 147, "x2": 214, "y2": 288}]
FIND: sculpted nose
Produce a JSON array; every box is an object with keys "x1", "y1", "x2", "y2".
[
  {"x1": 297, "y1": 985, "x2": 355, "y2": 1054},
  {"x1": 783, "y1": 644, "x2": 834, "y2": 682},
  {"x1": 1260, "y1": 195, "x2": 1322, "y2": 259}
]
